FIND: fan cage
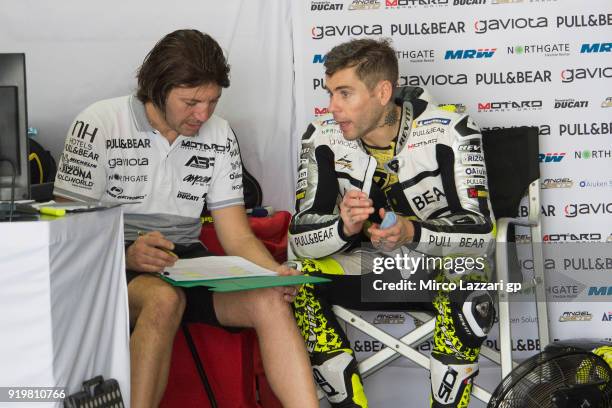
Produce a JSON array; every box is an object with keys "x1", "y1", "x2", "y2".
[{"x1": 488, "y1": 350, "x2": 612, "y2": 408}]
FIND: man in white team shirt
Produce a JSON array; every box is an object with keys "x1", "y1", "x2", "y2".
[{"x1": 53, "y1": 29, "x2": 317, "y2": 408}]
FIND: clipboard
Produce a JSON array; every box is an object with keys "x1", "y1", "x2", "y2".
[{"x1": 160, "y1": 274, "x2": 330, "y2": 292}]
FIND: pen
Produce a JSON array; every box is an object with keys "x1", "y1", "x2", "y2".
[{"x1": 137, "y1": 231, "x2": 179, "y2": 258}]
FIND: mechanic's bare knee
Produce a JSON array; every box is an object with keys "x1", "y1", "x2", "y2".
[{"x1": 140, "y1": 285, "x2": 186, "y2": 332}]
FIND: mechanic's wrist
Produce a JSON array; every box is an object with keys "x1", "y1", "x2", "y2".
[{"x1": 338, "y1": 217, "x2": 360, "y2": 241}]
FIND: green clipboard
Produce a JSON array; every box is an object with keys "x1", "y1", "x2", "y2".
[{"x1": 160, "y1": 274, "x2": 330, "y2": 292}]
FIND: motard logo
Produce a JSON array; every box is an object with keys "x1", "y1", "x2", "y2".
[
  {"x1": 390, "y1": 21, "x2": 465, "y2": 36},
  {"x1": 314, "y1": 107, "x2": 329, "y2": 116},
  {"x1": 385, "y1": 0, "x2": 449, "y2": 8},
  {"x1": 543, "y1": 233, "x2": 602, "y2": 242},
  {"x1": 561, "y1": 67, "x2": 612, "y2": 83},
  {"x1": 560, "y1": 122, "x2": 611, "y2": 136},
  {"x1": 507, "y1": 43, "x2": 570, "y2": 57},
  {"x1": 475, "y1": 70, "x2": 551, "y2": 85},
  {"x1": 556, "y1": 14, "x2": 612, "y2": 28},
  {"x1": 554, "y1": 99, "x2": 588, "y2": 109},
  {"x1": 444, "y1": 48, "x2": 496, "y2": 60},
  {"x1": 399, "y1": 73, "x2": 468, "y2": 86},
  {"x1": 477, "y1": 100, "x2": 542, "y2": 112},
  {"x1": 311, "y1": 24, "x2": 382, "y2": 40},
  {"x1": 474, "y1": 17, "x2": 548, "y2": 34},
  {"x1": 564, "y1": 202, "x2": 612, "y2": 218},
  {"x1": 482, "y1": 124, "x2": 550, "y2": 136}
]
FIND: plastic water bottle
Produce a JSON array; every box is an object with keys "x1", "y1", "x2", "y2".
[{"x1": 380, "y1": 211, "x2": 397, "y2": 229}]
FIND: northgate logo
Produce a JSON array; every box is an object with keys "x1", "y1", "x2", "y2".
[{"x1": 444, "y1": 48, "x2": 496, "y2": 59}]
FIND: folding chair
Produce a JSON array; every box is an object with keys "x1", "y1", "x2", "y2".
[{"x1": 332, "y1": 126, "x2": 550, "y2": 404}]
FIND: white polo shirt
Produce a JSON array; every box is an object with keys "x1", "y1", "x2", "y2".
[{"x1": 54, "y1": 95, "x2": 244, "y2": 243}]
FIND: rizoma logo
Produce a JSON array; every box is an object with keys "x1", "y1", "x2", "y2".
[
  {"x1": 185, "y1": 156, "x2": 215, "y2": 169},
  {"x1": 580, "y1": 43, "x2": 612, "y2": 53},
  {"x1": 561, "y1": 67, "x2": 612, "y2": 83},
  {"x1": 564, "y1": 202, "x2": 612, "y2": 218},
  {"x1": 538, "y1": 152, "x2": 565, "y2": 163},
  {"x1": 311, "y1": 24, "x2": 382, "y2": 40},
  {"x1": 314, "y1": 107, "x2": 329, "y2": 116},
  {"x1": 444, "y1": 48, "x2": 496, "y2": 59},
  {"x1": 478, "y1": 100, "x2": 541, "y2": 112},
  {"x1": 313, "y1": 54, "x2": 326, "y2": 64},
  {"x1": 474, "y1": 17, "x2": 548, "y2": 34},
  {"x1": 588, "y1": 286, "x2": 612, "y2": 296}
]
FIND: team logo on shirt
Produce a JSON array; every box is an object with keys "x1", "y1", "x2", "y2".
[
  {"x1": 182, "y1": 174, "x2": 212, "y2": 186},
  {"x1": 185, "y1": 156, "x2": 215, "y2": 169}
]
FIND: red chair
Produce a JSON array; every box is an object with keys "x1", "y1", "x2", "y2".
[{"x1": 160, "y1": 212, "x2": 289, "y2": 408}]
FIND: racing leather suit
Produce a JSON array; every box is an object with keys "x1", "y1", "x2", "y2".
[{"x1": 289, "y1": 86, "x2": 495, "y2": 408}]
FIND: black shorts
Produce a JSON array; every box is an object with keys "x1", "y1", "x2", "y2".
[{"x1": 125, "y1": 241, "x2": 224, "y2": 327}]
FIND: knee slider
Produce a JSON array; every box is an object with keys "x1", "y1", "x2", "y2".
[
  {"x1": 430, "y1": 356, "x2": 478, "y2": 407},
  {"x1": 311, "y1": 351, "x2": 365, "y2": 407},
  {"x1": 450, "y1": 290, "x2": 495, "y2": 348}
]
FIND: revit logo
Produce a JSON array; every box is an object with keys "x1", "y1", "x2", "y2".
[
  {"x1": 580, "y1": 43, "x2": 612, "y2": 53},
  {"x1": 444, "y1": 48, "x2": 496, "y2": 60},
  {"x1": 538, "y1": 152, "x2": 565, "y2": 163},
  {"x1": 313, "y1": 54, "x2": 327, "y2": 63}
]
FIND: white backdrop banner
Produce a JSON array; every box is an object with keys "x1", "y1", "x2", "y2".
[{"x1": 293, "y1": 1, "x2": 611, "y2": 405}]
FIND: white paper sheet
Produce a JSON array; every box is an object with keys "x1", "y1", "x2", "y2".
[{"x1": 164, "y1": 256, "x2": 277, "y2": 282}]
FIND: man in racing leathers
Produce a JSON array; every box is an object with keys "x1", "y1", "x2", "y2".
[{"x1": 289, "y1": 38, "x2": 496, "y2": 408}]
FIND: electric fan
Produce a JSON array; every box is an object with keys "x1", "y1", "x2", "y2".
[{"x1": 488, "y1": 340, "x2": 612, "y2": 408}]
